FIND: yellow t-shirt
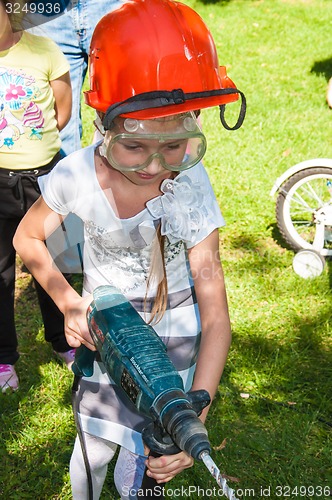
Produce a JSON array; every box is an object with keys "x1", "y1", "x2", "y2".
[{"x1": 0, "y1": 31, "x2": 70, "y2": 170}]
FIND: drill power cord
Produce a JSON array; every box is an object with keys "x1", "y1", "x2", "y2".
[{"x1": 72, "y1": 374, "x2": 94, "y2": 500}]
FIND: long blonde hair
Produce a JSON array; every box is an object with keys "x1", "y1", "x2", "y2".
[
  {"x1": 145, "y1": 223, "x2": 168, "y2": 324},
  {"x1": 145, "y1": 165, "x2": 179, "y2": 324}
]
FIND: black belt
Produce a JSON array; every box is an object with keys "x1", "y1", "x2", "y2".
[{"x1": 0, "y1": 152, "x2": 62, "y2": 211}]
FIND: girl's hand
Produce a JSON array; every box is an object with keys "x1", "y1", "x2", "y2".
[
  {"x1": 63, "y1": 294, "x2": 96, "y2": 350},
  {"x1": 144, "y1": 449, "x2": 194, "y2": 483}
]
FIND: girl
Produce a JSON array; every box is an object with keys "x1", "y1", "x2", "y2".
[{"x1": 14, "y1": 0, "x2": 245, "y2": 497}]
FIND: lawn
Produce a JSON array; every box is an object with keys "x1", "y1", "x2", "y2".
[{"x1": 1, "y1": 0, "x2": 331, "y2": 499}]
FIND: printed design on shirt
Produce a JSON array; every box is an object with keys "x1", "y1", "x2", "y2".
[
  {"x1": 164, "y1": 238, "x2": 184, "y2": 262},
  {"x1": 85, "y1": 220, "x2": 184, "y2": 294},
  {"x1": 85, "y1": 220, "x2": 152, "y2": 293},
  {"x1": 0, "y1": 67, "x2": 45, "y2": 149}
]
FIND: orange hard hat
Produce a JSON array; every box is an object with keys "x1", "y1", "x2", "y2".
[{"x1": 84, "y1": 0, "x2": 246, "y2": 130}]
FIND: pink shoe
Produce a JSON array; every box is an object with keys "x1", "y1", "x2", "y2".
[
  {"x1": 54, "y1": 349, "x2": 76, "y2": 370},
  {"x1": 0, "y1": 364, "x2": 19, "y2": 393}
]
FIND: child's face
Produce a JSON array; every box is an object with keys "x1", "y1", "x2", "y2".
[{"x1": 100, "y1": 112, "x2": 206, "y2": 177}]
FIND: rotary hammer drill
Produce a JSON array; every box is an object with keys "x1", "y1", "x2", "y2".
[{"x1": 72, "y1": 285, "x2": 212, "y2": 460}]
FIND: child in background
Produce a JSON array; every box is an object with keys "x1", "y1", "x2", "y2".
[
  {"x1": 327, "y1": 77, "x2": 332, "y2": 108},
  {"x1": 0, "y1": 0, "x2": 73, "y2": 392},
  {"x1": 14, "y1": 0, "x2": 245, "y2": 497}
]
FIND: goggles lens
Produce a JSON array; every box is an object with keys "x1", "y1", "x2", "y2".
[{"x1": 100, "y1": 112, "x2": 207, "y2": 172}]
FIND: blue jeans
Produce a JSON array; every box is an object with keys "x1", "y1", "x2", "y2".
[{"x1": 28, "y1": 0, "x2": 124, "y2": 155}]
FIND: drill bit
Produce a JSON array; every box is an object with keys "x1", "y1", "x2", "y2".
[{"x1": 200, "y1": 451, "x2": 239, "y2": 500}]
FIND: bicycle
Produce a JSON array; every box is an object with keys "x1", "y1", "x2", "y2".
[{"x1": 270, "y1": 158, "x2": 332, "y2": 278}]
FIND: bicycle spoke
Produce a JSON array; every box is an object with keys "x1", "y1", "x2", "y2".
[
  {"x1": 298, "y1": 181, "x2": 325, "y2": 206},
  {"x1": 287, "y1": 190, "x2": 313, "y2": 210}
]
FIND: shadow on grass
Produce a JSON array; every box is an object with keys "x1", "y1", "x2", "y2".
[
  {"x1": 0, "y1": 426, "x2": 72, "y2": 499},
  {"x1": 269, "y1": 222, "x2": 294, "y2": 252},
  {"x1": 311, "y1": 57, "x2": 332, "y2": 82}
]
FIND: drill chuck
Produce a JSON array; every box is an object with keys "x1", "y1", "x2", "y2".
[{"x1": 150, "y1": 389, "x2": 211, "y2": 459}]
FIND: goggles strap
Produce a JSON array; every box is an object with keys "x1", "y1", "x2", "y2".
[{"x1": 103, "y1": 88, "x2": 246, "y2": 130}]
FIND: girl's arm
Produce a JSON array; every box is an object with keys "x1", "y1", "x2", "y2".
[
  {"x1": 145, "y1": 229, "x2": 231, "y2": 482},
  {"x1": 13, "y1": 197, "x2": 94, "y2": 349},
  {"x1": 188, "y1": 228, "x2": 232, "y2": 422},
  {"x1": 50, "y1": 72, "x2": 72, "y2": 131}
]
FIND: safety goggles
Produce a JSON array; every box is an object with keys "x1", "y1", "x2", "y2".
[{"x1": 99, "y1": 112, "x2": 207, "y2": 172}]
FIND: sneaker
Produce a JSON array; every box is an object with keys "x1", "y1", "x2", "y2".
[
  {"x1": 54, "y1": 349, "x2": 76, "y2": 370},
  {"x1": 0, "y1": 364, "x2": 19, "y2": 393}
]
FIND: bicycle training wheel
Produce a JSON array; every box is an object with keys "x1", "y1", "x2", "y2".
[
  {"x1": 276, "y1": 167, "x2": 332, "y2": 257},
  {"x1": 292, "y1": 249, "x2": 326, "y2": 278}
]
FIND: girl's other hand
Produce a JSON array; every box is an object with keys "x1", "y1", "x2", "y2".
[
  {"x1": 63, "y1": 294, "x2": 96, "y2": 350},
  {"x1": 144, "y1": 450, "x2": 194, "y2": 483}
]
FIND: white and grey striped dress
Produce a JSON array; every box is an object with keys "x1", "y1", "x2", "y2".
[{"x1": 39, "y1": 142, "x2": 225, "y2": 456}]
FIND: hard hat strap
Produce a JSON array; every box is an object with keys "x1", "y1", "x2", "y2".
[
  {"x1": 103, "y1": 88, "x2": 246, "y2": 130},
  {"x1": 220, "y1": 91, "x2": 247, "y2": 130}
]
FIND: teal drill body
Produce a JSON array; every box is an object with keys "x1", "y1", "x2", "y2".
[{"x1": 73, "y1": 285, "x2": 211, "y2": 459}]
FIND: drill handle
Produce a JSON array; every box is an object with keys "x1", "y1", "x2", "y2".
[
  {"x1": 187, "y1": 389, "x2": 211, "y2": 416},
  {"x1": 72, "y1": 344, "x2": 96, "y2": 377}
]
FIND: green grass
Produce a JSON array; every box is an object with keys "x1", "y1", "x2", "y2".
[{"x1": 1, "y1": 0, "x2": 332, "y2": 498}]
